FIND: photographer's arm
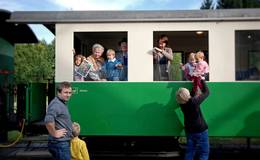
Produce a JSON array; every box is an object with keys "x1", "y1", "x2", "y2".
[{"x1": 161, "y1": 48, "x2": 173, "y2": 61}]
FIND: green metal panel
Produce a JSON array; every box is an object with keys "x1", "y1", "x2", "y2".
[
  {"x1": 26, "y1": 85, "x2": 30, "y2": 124},
  {"x1": 26, "y1": 83, "x2": 47, "y2": 123},
  {"x1": 68, "y1": 82, "x2": 260, "y2": 137},
  {"x1": 0, "y1": 38, "x2": 14, "y2": 84},
  {"x1": 206, "y1": 82, "x2": 260, "y2": 137},
  {"x1": 0, "y1": 38, "x2": 14, "y2": 115}
]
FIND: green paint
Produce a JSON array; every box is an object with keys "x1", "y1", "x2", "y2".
[
  {"x1": 68, "y1": 82, "x2": 260, "y2": 137},
  {"x1": 26, "y1": 83, "x2": 47, "y2": 124},
  {"x1": 0, "y1": 38, "x2": 14, "y2": 76},
  {"x1": 0, "y1": 38, "x2": 14, "y2": 117}
]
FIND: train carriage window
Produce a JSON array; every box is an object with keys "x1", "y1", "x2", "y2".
[
  {"x1": 73, "y1": 32, "x2": 128, "y2": 81},
  {"x1": 235, "y1": 30, "x2": 260, "y2": 81},
  {"x1": 153, "y1": 31, "x2": 209, "y2": 81}
]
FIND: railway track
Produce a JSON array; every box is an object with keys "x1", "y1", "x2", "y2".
[{"x1": 1, "y1": 135, "x2": 260, "y2": 160}]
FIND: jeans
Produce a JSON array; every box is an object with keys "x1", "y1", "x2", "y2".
[
  {"x1": 48, "y1": 141, "x2": 71, "y2": 160},
  {"x1": 185, "y1": 130, "x2": 209, "y2": 160}
]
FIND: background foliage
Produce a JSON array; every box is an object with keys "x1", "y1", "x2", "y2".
[
  {"x1": 201, "y1": 0, "x2": 260, "y2": 9},
  {"x1": 14, "y1": 40, "x2": 55, "y2": 84}
]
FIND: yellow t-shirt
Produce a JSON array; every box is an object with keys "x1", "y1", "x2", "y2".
[{"x1": 70, "y1": 137, "x2": 90, "y2": 160}]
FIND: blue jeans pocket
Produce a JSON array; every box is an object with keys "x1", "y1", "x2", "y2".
[{"x1": 48, "y1": 141, "x2": 70, "y2": 160}]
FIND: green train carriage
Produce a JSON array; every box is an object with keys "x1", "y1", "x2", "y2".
[{"x1": 8, "y1": 9, "x2": 260, "y2": 149}]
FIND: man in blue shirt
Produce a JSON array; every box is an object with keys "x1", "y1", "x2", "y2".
[
  {"x1": 45, "y1": 81, "x2": 73, "y2": 160},
  {"x1": 116, "y1": 38, "x2": 128, "y2": 81}
]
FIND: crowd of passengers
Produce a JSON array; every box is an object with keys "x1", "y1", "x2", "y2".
[
  {"x1": 73, "y1": 39, "x2": 128, "y2": 81},
  {"x1": 73, "y1": 35, "x2": 208, "y2": 83}
]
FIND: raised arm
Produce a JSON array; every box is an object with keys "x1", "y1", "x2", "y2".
[
  {"x1": 201, "y1": 79, "x2": 209, "y2": 94},
  {"x1": 192, "y1": 80, "x2": 209, "y2": 105},
  {"x1": 161, "y1": 47, "x2": 173, "y2": 61}
]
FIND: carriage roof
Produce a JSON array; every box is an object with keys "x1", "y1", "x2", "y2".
[{"x1": 8, "y1": 9, "x2": 260, "y2": 23}]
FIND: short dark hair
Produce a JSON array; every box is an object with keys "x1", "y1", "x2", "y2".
[
  {"x1": 57, "y1": 81, "x2": 71, "y2": 93},
  {"x1": 118, "y1": 37, "x2": 127, "y2": 46},
  {"x1": 159, "y1": 34, "x2": 169, "y2": 45}
]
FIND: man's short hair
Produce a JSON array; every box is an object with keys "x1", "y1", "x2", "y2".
[
  {"x1": 57, "y1": 81, "x2": 71, "y2": 93},
  {"x1": 118, "y1": 38, "x2": 127, "y2": 46},
  {"x1": 176, "y1": 87, "x2": 191, "y2": 104}
]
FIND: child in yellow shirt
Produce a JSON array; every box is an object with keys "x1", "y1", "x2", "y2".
[{"x1": 70, "y1": 122, "x2": 90, "y2": 160}]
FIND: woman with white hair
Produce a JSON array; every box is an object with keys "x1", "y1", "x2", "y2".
[
  {"x1": 176, "y1": 80, "x2": 210, "y2": 160},
  {"x1": 85, "y1": 43, "x2": 106, "y2": 81}
]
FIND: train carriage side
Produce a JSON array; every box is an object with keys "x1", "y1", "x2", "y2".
[{"x1": 52, "y1": 10, "x2": 260, "y2": 138}]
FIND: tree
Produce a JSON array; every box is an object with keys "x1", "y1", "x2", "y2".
[
  {"x1": 216, "y1": 0, "x2": 242, "y2": 8},
  {"x1": 200, "y1": 0, "x2": 214, "y2": 9},
  {"x1": 243, "y1": 0, "x2": 260, "y2": 8},
  {"x1": 170, "y1": 52, "x2": 182, "y2": 81},
  {"x1": 14, "y1": 40, "x2": 55, "y2": 84},
  {"x1": 216, "y1": 0, "x2": 260, "y2": 9}
]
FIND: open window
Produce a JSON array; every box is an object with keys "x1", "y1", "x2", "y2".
[
  {"x1": 235, "y1": 30, "x2": 260, "y2": 81},
  {"x1": 153, "y1": 31, "x2": 209, "y2": 81},
  {"x1": 73, "y1": 32, "x2": 128, "y2": 81}
]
